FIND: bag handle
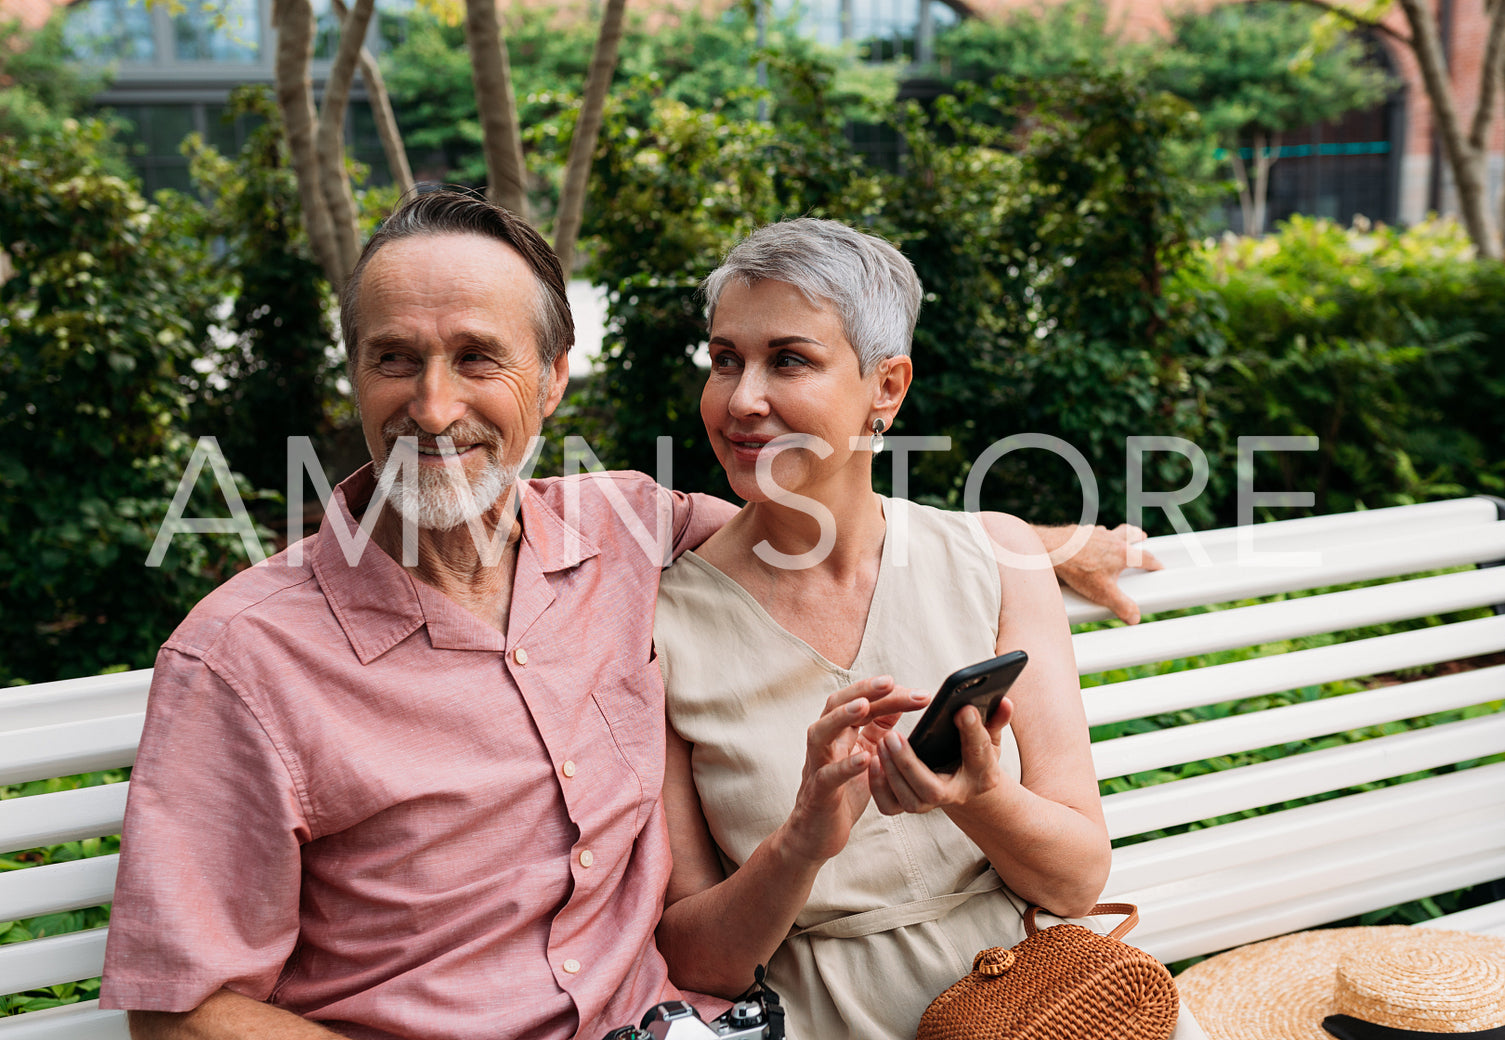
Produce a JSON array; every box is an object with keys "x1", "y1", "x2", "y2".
[{"x1": 1023, "y1": 902, "x2": 1139, "y2": 941}]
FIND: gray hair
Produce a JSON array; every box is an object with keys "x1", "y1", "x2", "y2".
[
  {"x1": 701, "y1": 218, "x2": 922, "y2": 375},
  {"x1": 340, "y1": 189, "x2": 574, "y2": 384}
]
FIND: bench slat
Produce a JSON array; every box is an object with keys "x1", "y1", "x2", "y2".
[
  {"x1": 1420, "y1": 899, "x2": 1505, "y2": 936},
  {"x1": 1065, "y1": 520, "x2": 1505, "y2": 625},
  {"x1": 0, "y1": 673, "x2": 150, "y2": 732},
  {"x1": 0, "y1": 1001, "x2": 128, "y2": 1040},
  {"x1": 1131, "y1": 498, "x2": 1500, "y2": 570},
  {"x1": 1107, "y1": 763, "x2": 1505, "y2": 894},
  {"x1": 0, "y1": 857, "x2": 118, "y2": 922},
  {"x1": 1093, "y1": 664, "x2": 1505, "y2": 779},
  {"x1": 1116, "y1": 802, "x2": 1505, "y2": 936},
  {"x1": 0, "y1": 927, "x2": 105, "y2": 995},
  {"x1": 0, "y1": 784, "x2": 129, "y2": 856},
  {"x1": 1074, "y1": 566, "x2": 1505, "y2": 676},
  {"x1": 1065, "y1": 500, "x2": 1500, "y2": 622},
  {"x1": 0, "y1": 717, "x2": 143, "y2": 789},
  {"x1": 1084, "y1": 614, "x2": 1505, "y2": 727},
  {"x1": 1135, "y1": 846, "x2": 1505, "y2": 963},
  {"x1": 1102, "y1": 712, "x2": 1505, "y2": 840}
]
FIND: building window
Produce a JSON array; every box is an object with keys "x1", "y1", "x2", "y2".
[
  {"x1": 63, "y1": 0, "x2": 157, "y2": 62},
  {"x1": 172, "y1": 0, "x2": 261, "y2": 62}
]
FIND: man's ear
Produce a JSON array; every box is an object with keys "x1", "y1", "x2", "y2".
[
  {"x1": 873, "y1": 355, "x2": 913, "y2": 421},
  {"x1": 541, "y1": 350, "x2": 571, "y2": 417}
]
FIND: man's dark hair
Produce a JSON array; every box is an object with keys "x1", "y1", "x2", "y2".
[{"x1": 339, "y1": 188, "x2": 575, "y2": 380}]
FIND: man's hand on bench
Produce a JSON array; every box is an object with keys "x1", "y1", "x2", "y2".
[{"x1": 1033, "y1": 523, "x2": 1163, "y2": 626}]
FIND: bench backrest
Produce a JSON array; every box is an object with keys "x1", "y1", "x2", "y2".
[{"x1": 2, "y1": 496, "x2": 1503, "y2": 1036}]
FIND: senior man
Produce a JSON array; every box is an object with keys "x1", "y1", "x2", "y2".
[{"x1": 100, "y1": 190, "x2": 1157, "y2": 1040}]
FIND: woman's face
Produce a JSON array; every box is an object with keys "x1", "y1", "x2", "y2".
[{"x1": 702, "y1": 279, "x2": 879, "y2": 504}]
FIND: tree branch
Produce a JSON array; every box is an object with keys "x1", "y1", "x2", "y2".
[
  {"x1": 1468, "y1": 0, "x2": 1505, "y2": 151},
  {"x1": 272, "y1": 0, "x2": 343, "y2": 286},
  {"x1": 1266, "y1": 0, "x2": 1413, "y2": 48},
  {"x1": 332, "y1": 0, "x2": 414, "y2": 197},
  {"x1": 552, "y1": 0, "x2": 628, "y2": 274},
  {"x1": 465, "y1": 0, "x2": 529, "y2": 217},
  {"x1": 315, "y1": 0, "x2": 371, "y2": 283}
]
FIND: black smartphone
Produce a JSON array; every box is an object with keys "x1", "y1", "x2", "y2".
[{"x1": 906, "y1": 650, "x2": 1028, "y2": 773}]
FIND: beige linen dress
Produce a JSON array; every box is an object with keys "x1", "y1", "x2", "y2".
[{"x1": 655, "y1": 498, "x2": 1205, "y2": 1040}]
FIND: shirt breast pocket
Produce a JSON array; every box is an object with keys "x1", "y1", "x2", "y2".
[{"x1": 588, "y1": 658, "x2": 668, "y2": 829}]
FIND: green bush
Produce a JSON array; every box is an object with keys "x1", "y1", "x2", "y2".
[
  {"x1": 181, "y1": 86, "x2": 343, "y2": 495},
  {"x1": 577, "y1": 69, "x2": 1220, "y2": 528},
  {"x1": 1174, "y1": 217, "x2": 1505, "y2": 517},
  {"x1": 0, "y1": 120, "x2": 253, "y2": 683}
]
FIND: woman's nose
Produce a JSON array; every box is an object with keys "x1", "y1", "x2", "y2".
[
  {"x1": 727, "y1": 368, "x2": 770, "y2": 417},
  {"x1": 408, "y1": 361, "x2": 468, "y2": 432}
]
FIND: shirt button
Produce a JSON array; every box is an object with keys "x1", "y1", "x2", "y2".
[
  {"x1": 513, "y1": 647, "x2": 528, "y2": 665},
  {"x1": 562, "y1": 760, "x2": 577, "y2": 778},
  {"x1": 579, "y1": 849, "x2": 594, "y2": 868},
  {"x1": 563, "y1": 958, "x2": 581, "y2": 974}
]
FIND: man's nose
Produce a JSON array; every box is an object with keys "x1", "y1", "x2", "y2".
[{"x1": 408, "y1": 360, "x2": 468, "y2": 433}]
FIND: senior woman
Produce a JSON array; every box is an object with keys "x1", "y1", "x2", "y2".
[{"x1": 652, "y1": 219, "x2": 1204, "y2": 1040}]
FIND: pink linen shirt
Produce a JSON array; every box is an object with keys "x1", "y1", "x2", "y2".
[{"x1": 100, "y1": 465, "x2": 733, "y2": 1040}]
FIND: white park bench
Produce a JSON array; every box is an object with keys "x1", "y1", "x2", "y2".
[{"x1": 2, "y1": 496, "x2": 1504, "y2": 1037}]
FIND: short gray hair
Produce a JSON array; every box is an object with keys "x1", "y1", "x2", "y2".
[
  {"x1": 701, "y1": 218, "x2": 922, "y2": 375},
  {"x1": 340, "y1": 189, "x2": 574, "y2": 383}
]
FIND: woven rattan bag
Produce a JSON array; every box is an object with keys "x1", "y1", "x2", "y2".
[{"x1": 915, "y1": 902, "x2": 1179, "y2": 1040}]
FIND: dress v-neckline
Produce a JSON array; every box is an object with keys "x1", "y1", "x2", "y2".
[{"x1": 682, "y1": 497, "x2": 899, "y2": 676}]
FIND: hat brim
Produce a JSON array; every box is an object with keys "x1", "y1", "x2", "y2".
[{"x1": 1174, "y1": 927, "x2": 1505, "y2": 1040}]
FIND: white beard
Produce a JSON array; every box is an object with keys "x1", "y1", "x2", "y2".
[{"x1": 375, "y1": 421, "x2": 519, "y2": 531}]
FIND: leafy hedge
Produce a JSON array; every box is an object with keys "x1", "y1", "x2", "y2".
[{"x1": 576, "y1": 68, "x2": 1505, "y2": 533}]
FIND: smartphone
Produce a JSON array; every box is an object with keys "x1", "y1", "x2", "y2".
[{"x1": 906, "y1": 650, "x2": 1027, "y2": 773}]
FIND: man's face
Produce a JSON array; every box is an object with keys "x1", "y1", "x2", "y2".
[{"x1": 353, "y1": 232, "x2": 570, "y2": 530}]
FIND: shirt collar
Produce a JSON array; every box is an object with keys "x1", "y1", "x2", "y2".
[{"x1": 310, "y1": 465, "x2": 602, "y2": 663}]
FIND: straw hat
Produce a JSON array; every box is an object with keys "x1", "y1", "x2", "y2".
[{"x1": 1175, "y1": 926, "x2": 1505, "y2": 1039}]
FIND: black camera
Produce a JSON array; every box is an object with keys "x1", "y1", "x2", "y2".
[{"x1": 599, "y1": 968, "x2": 785, "y2": 1040}]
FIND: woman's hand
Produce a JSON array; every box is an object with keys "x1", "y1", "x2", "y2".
[
  {"x1": 776, "y1": 676, "x2": 929, "y2": 866},
  {"x1": 868, "y1": 697, "x2": 1016, "y2": 816}
]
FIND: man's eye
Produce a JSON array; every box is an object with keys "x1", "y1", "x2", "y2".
[{"x1": 376, "y1": 352, "x2": 418, "y2": 372}]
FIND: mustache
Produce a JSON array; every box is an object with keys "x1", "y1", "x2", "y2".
[{"x1": 380, "y1": 417, "x2": 504, "y2": 452}]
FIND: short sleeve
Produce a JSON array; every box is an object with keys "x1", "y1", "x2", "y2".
[
  {"x1": 100, "y1": 647, "x2": 309, "y2": 1012},
  {"x1": 663, "y1": 490, "x2": 736, "y2": 564}
]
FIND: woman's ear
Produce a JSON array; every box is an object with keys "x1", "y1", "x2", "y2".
[{"x1": 872, "y1": 355, "x2": 913, "y2": 422}]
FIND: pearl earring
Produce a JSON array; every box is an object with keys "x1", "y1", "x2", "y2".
[{"x1": 871, "y1": 417, "x2": 886, "y2": 455}]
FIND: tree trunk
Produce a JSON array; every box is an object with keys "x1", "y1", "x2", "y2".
[
  {"x1": 1281, "y1": 0, "x2": 1503, "y2": 258},
  {"x1": 315, "y1": 0, "x2": 372, "y2": 284},
  {"x1": 465, "y1": 0, "x2": 529, "y2": 217},
  {"x1": 273, "y1": 0, "x2": 343, "y2": 285},
  {"x1": 552, "y1": 0, "x2": 628, "y2": 274},
  {"x1": 333, "y1": 0, "x2": 415, "y2": 198},
  {"x1": 1397, "y1": 0, "x2": 1499, "y2": 258},
  {"x1": 1252, "y1": 129, "x2": 1280, "y2": 235},
  {"x1": 1227, "y1": 137, "x2": 1257, "y2": 233}
]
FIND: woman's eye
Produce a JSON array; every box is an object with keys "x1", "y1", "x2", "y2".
[
  {"x1": 774, "y1": 353, "x2": 808, "y2": 368},
  {"x1": 711, "y1": 353, "x2": 741, "y2": 369}
]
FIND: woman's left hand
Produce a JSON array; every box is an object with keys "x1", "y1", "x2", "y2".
[{"x1": 868, "y1": 698, "x2": 1015, "y2": 815}]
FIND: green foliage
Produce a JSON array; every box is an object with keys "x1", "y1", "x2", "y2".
[
  {"x1": 1173, "y1": 217, "x2": 1505, "y2": 514},
  {"x1": 0, "y1": 119, "x2": 254, "y2": 683},
  {"x1": 181, "y1": 86, "x2": 342, "y2": 493},
  {"x1": 932, "y1": 0, "x2": 1150, "y2": 83},
  {"x1": 0, "y1": 13, "x2": 131, "y2": 176},
  {"x1": 384, "y1": 3, "x2": 896, "y2": 220},
  {"x1": 1155, "y1": 2, "x2": 1393, "y2": 142},
  {"x1": 579, "y1": 68, "x2": 1220, "y2": 527}
]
